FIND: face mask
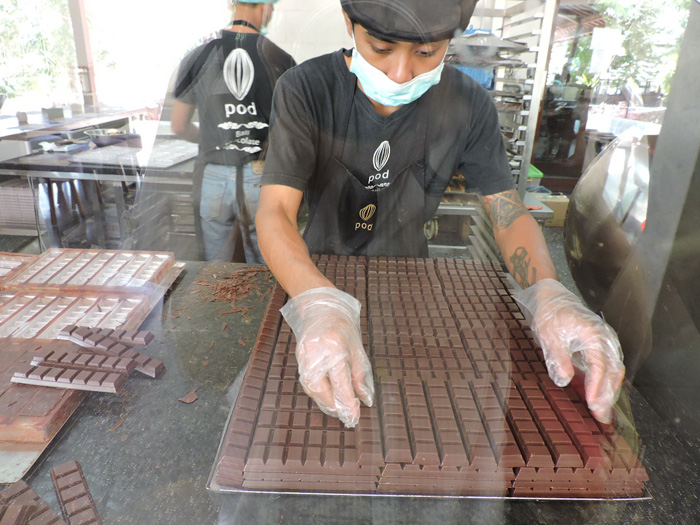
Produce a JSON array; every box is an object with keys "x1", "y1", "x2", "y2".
[
  {"x1": 260, "y1": 6, "x2": 273, "y2": 36},
  {"x1": 349, "y1": 35, "x2": 446, "y2": 107}
]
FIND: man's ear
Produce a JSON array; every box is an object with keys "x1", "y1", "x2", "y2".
[
  {"x1": 342, "y1": 11, "x2": 353, "y2": 38},
  {"x1": 263, "y1": 4, "x2": 274, "y2": 25}
]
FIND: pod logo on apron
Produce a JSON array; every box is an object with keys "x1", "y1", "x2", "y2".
[
  {"x1": 223, "y1": 48, "x2": 258, "y2": 116},
  {"x1": 356, "y1": 204, "x2": 376, "y2": 231},
  {"x1": 368, "y1": 141, "x2": 391, "y2": 188},
  {"x1": 224, "y1": 48, "x2": 255, "y2": 101}
]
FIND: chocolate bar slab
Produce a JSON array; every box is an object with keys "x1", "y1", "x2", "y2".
[{"x1": 58, "y1": 326, "x2": 155, "y2": 348}]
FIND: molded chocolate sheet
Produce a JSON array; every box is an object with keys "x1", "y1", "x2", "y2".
[
  {"x1": 0, "y1": 248, "x2": 175, "y2": 295},
  {"x1": 211, "y1": 256, "x2": 648, "y2": 498}
]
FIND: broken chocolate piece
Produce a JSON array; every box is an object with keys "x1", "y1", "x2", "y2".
[
  {"x1": 178, "y1": 387, "x2": 199, "y2": 404},
  {"x1": 0, "y1": 480, "x2": 66, "y2": 524}
]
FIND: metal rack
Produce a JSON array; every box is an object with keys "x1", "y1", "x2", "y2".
[{"x1": 428, "y1": 0, "x2": 558, "y2": 259}]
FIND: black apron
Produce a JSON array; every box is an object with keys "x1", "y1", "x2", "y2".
[{"x1": 304, "y1": 82, "x2": 433, "y2": 257}]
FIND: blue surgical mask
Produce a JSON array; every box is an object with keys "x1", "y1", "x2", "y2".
[{"x1": 349, "y1": 36, "x2": 446, "y2": 107}]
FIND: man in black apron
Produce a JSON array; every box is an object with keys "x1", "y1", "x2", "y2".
[
  {"x1": 257, "y1": 0, "x2": 625, "y2": 428},
  {"x1": 172, "y1": 0, "x2": 295, "y2": 262}
]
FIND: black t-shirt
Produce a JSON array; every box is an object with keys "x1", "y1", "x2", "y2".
[
  {"x1": 174, "y1": 31, "x2": 296, "y2": 166},
  {"x1": 263, "y1": 49, "x2": 514, "y2": 205}
]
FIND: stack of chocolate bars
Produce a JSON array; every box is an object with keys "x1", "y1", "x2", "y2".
[{"x1": 11, "y1": 326, "x2": 162, "y2": 394}]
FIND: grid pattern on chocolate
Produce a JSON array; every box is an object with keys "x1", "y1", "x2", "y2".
[
  {"x1": 213, "y1": 256, "x2": 648, "y2": 498},
  {"x1": 0, "y1": 249, "x2": 174, "y2": 294},
  {"x1": 0, "y1": 480, "x2": 66, "y2": 524},
  {"x1": 51, "y1": 461, "x2": 102, "y2": 525}
]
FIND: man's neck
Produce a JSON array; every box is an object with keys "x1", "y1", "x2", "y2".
[{"x1": 228, "y1": 6, "x2": 262, "y2": 34}]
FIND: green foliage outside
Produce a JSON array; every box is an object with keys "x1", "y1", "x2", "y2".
[
  {"x1": 0, "y1": 0, "x2": 78, "y2": 101},
  {"x1": 568, "y1": 0, "x2": 691, "y2": 95}
]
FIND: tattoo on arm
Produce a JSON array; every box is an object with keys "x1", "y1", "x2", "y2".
[
  {"x1": 510, "y1": 246, "x2": 537, "y2": 288},
  {"x1": 485, "y1": 189, "x2": 529, "y2": 231}
]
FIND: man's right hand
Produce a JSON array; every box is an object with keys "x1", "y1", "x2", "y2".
[{"x1": 280, "y1": 287, "x2": 375, "y2": 428}]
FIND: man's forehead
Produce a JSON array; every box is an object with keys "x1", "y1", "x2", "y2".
[{"x1": 359, "y1": 24, "x2": 445, "y2": 46}]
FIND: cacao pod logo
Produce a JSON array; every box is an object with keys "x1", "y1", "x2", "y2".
[
  {"x1": 359, "y1": 204, "x2": 377, "y2": 222},
  {"x1": 224, "y1": 48, "x2": 255, "y2": 101},
  {"x1": 372, "y1": 141, "x2": 391, "y2": 172}
]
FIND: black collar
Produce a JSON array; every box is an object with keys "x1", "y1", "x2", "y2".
[{"x1": 229, "y1": 19, "x2": 260, "y2": 32}]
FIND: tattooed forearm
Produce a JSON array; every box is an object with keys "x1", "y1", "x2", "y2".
[
  {"x1": 509, "y1": 246, "x2": 537, "y2": 288},
  {"x1": 484, "y1": 189, "x2": 529, "y2": 230}
]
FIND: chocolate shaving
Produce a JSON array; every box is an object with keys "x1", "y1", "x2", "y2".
[
  {"x1": 195, "y1": 267, "x2": 270, "y2": 302},
  {"x1": 194, "y1": 267, "x2": 274, "y2": 321},
  {"x1": 178, "y1": 386, "x2": 199, "y2": 404}
]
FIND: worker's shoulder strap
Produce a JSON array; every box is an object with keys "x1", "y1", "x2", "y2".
[{"x1": 174, "y1": 38, "x2": 222, "y2": 98}]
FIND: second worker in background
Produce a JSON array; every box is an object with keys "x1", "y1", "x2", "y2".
[{"x1": 172, "y1": 0, "x2": 295, "y2": 262}]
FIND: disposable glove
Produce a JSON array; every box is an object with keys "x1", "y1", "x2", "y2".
[
  {"x1": 280, "y1": 287, "x2": 374, "y2": 428},
  {"x1": 514, "y1": 278, "x2": 625, "y2": 424}
]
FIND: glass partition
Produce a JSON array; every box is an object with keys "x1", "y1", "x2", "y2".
[{"x1": 0, "y1": 1, "x2": 698, "y2": 523}]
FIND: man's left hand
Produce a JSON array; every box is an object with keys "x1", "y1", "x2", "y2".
[{"x1": 514, "y1": 278, "x2": 626, "y2": 424}]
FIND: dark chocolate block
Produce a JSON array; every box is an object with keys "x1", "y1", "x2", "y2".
[
  {"x1": 0, "y1": 480, "x2": 66, "y2": 524},
  {"x1": 0, "y1": 503, "x2": 39, "y2": 525},
  {"x1": 50, "y1": 461, "x2": 102, "y2": 525},
  {"x1": 212, "y1": 256, "x2": 648, "y2": 498}
]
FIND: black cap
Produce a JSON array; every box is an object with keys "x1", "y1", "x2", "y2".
[{"x1": 340, "y1": 0, "x2": 478, "y2": 43}]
